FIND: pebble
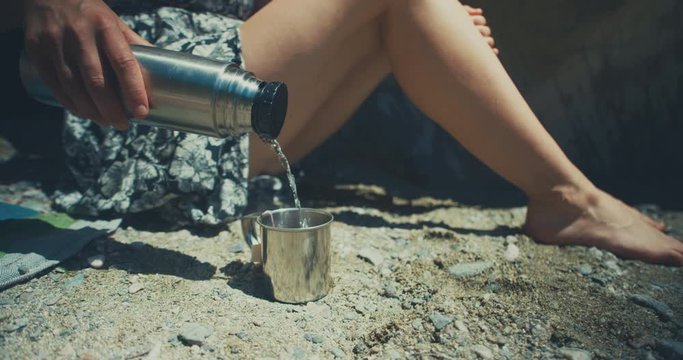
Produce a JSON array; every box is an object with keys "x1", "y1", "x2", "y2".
[
  {"x1": 304, "y1": 333, "x2": 325, "y2": 344},
  {"x1": 588, "y1": 247, "x2": 603, "y2": 259},
  {"x1": 128, "y1": 283, "x2": 145, "y2": 294},
  {"x1": 429, "y1": 312, "x2": 453, "y2": 331},
  {"x1": 412, "y1": 319, "x2": 423, "y2": 331},
  {"x1": 486, "y1": 334, "x2": 507, "y2": 345},
  {"x1": 472, "y1": 344, "x2": 493, "y2": 359},
  {"x1": 656, "y1": 339, "x2": 683, "y2": 360},
  {"x1": 63, "y1": 273, "x2": 85, "y2": 290},
  {"x1": 504, "y1": 236, "x2": 517, "y2": 245},
  {"x1": 329, "y1": 347, "x2": 345, "y2": 358},
  {"x1": 144, "y1": 343, "x2": 162, "y2": 360},
  {"x1": 87, "y1": 255, "x2": 105, "y2": 269},
  {"x1": 292, "y1": 347, "x2": 306, "y2": 359},
  {"x1": 382, "y1": 283, "x2": 400, "y2": 299},
  {"x1": 630, "y1": 294, "x2": 674, "y2": 321},
  {"x1": 603, "y1": 260, "x2": 621, "y2": 273},
  {"x1": 454, "y1": 320, "x2": 468, "y2": 333},
  {"x1": 557, "y1": 347, "x2": 592, "y2": 360},
  {"x1": 447, "y1": 261, "x2": 494, "y2": 277},
  {"x1": 228, "y1": 243, "x2": 246, "y2": 253},
  {"x1": 1, "y1": 317, "x2": 29, "y2": 332},
  {"x1": 44, "y1": 294, "x2": 61, "y2": 306},
  {"x1": 178, "y1": 323, "x2": 213, "y2": 346},
  {"x1": 358, "y1": 248, "x2": 384, "y2": 266},
  {"x1": 575, "y1": 264, "x2": 593, "y2": 276},
  {"x1": 503, "y1": 244, "x2": 520, "y2": 262}
]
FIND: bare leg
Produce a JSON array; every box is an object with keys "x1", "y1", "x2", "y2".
[{"x1": 240, "y1": 0, "x2": 683, "y2": 265}]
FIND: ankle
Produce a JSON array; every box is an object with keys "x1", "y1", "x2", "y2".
[{"x1": 527, "y1": 181, "x2": 598, "y2": 205}]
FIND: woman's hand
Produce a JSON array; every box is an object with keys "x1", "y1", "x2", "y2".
[
  {"x1": 464, "y1": 5, "x2": 499, "y2": 55},
  {"x1": 23, "y1": 0, "x2": 151, "y2": 130}
]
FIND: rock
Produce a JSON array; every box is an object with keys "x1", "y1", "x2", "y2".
[
  {"x1": 382, "y1": 283, "x2": 400, "y2": 299},
  {"x1": 603, "y1": 260, "x2": 621, "y2": 273},
  {"x1": 588, "y1": 247, "x2": 603, "y2": 259},
  {"x1": 1, "y1": 317, "x2": 28, "y2": 332},
  {"x1": 44, "y1": 294, "x2": 61, "y2": 306},
  {"x1": 454, "y1": 320, "x2": 469, "y2": 333},
  {"x1": 0, "y1": 137, "x2": 16, "y2": 163},
  {"x1": 503, "y1": 244, "x2": 520, "y2": 262},
  {"x1": 429, "y1": 312, "x2": 453, "y2": 331},
  {"x1": 304, "y1": 333, "x2": 325, "y2": 344},
  {"x1": 144, "y1": 343, "x2": 162, "y2": 360},
  {"x1": 504, "y1": 236, "x2": 518, "y2": 245},
  {"x1": 87, "y1": 255, "x2": 105, "y2": 269},
  {"x1": 589, "y1": 275, "x2": 609, "y2": 286},
  {"x1": 557, "y1": 347, "x2": 592, "y2": 360},
  {"x1": 358, "y1": 248, "x2": 384, "y2": 266},
  {"x1": 628, "y1": 334, "x2": 655, "y2": 349},
  {"x1": 448, "y1": 261, "x2": 494, "y2": 277},
  {"x1": 291, "y1": 347, "x2": 306, "y2": 359},
  {"x1": 412, "y1": 319, "x2": 423, "y2": 331},
  {"x1": 630, "y1": 294, "x2": 674, "y2": 321},
  {"x1": 178, "y1": 323, "x2": 213, "y2": 346},
  {"x1": 656, "y1": 339, "x2": 683, "y2": 360},
  {"x1": 472, "y1": 344, "x2": 493, "y2": 359},
  {"x1": 228, "y1": 243, "x2": 246, "y2": 253},
  {"x1": 329, "y1": 347, "x2": 345, "y2": 358},
  {"x1": 575, "y1": 264, "x2": 593, "y2": 276},
  {"x1": 486, "y1": 334, "x2": 507, "y2": 345},
  {"x1": 63, "y1": 273, "x2": 85, "y2": 290},
  {"x1": 128, "y1": 283, "x2": 145, "y2": 294}
]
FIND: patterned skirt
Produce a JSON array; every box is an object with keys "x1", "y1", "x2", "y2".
[{"x1": 54, "y1": 1, "x2": 261, "y2": 225}]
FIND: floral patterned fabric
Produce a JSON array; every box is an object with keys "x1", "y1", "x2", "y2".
[{"x1": 54, "y1": 2, "x2": 257, "y2": 225}]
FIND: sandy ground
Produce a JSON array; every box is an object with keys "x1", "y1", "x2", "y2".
[{"x1": 1, "y1": 182, "x2": 682, "y2": 360}]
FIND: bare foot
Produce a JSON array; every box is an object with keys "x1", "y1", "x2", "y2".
[
  {"x1": 464, "y1": 5, "x2": 499, "y2": 55},
  {"x1": 524, "y1": 185, "x2": 683, "y2": 266}
]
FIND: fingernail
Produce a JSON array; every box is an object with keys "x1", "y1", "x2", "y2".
[{"x1": 134, "y1": 104, "x2": 148, "y2": 118}]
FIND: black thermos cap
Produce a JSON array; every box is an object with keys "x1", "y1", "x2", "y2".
[{"x1": 251, "y1": 82, "x2": 288, "y2": 140}]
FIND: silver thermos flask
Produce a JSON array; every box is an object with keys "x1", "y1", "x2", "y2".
[{"x1": 19, "y1": 45, "x2": 287, "y2": 140}]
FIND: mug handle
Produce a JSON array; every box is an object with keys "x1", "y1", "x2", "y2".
[{"x1": 240, "y1": 212, "x2": 262, "y2": 263}]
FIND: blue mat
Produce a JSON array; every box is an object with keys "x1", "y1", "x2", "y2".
[{"x1": 0, "y1": 202, "x2": 120, "y2": 291}]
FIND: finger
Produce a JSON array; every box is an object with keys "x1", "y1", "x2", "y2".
[
  {"x1": 477, "y1": 25, "x2": 492, "y2": 37},
  {"x1": 77, "y1": 34, "x2": 129, "y2": 130},
  {"x1": 118, "y1": 19, "x2": 153, "y2": 46},
  {"x1": 25, "y1": 29, "x2": 78, "y2": 115},
  {"x1": 100, "y1": 20, "x2": 149, "y2": 120},
  {"x1": 59, "y1": 32, "x2": 104, "y2": 122},
  {"x1": 471, "y1": 15, "x2": 487, "y2": 26}
]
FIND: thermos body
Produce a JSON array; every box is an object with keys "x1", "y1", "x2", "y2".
[{"x1": 20, "y1": 45, "x2": 287, "y2": 139}]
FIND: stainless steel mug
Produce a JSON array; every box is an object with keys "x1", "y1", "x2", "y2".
[
  {"x1": 19, "y1": 45, "x2": 287, "y2": 140},
  {"x1": 241, "y1": 208, "x2": 333, "y2": 303}
]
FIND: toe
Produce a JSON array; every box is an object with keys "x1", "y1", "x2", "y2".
[
  {"x1": 472, "y1": 15, "x2": 487, "y2": 26},
  {"x1": 477, "y1": 25, "x2": 492, "y2": 37}
]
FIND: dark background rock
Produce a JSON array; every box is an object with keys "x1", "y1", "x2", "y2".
[
  {"x1": 300, "y1": 0, "x2": 683, "y2": 208},
  {"x1": 1, "y1": 0, "x2": 681, "y2": 207}
]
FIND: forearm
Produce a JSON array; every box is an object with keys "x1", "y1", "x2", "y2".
[{"x1": 0, "y1": 0, "x2": 24, "y2": 32}]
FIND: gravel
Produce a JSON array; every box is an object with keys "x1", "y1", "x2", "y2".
[
  {"x1": 472, "y1": 344, "x2": 494, "y2": 359},
  {"x1": 304, "y1": 333, "x2": 325, "y2": 344},
  {"x1": 575, "y1": 264, "x2": 593, "y2": 276},
  {"x1": 447, "y1": 261, "x2": 494, "y2": 277}
]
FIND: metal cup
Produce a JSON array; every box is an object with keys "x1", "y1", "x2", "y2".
[{"x1": 240, "y1": 208, "x2": 333, "y2": 303}]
